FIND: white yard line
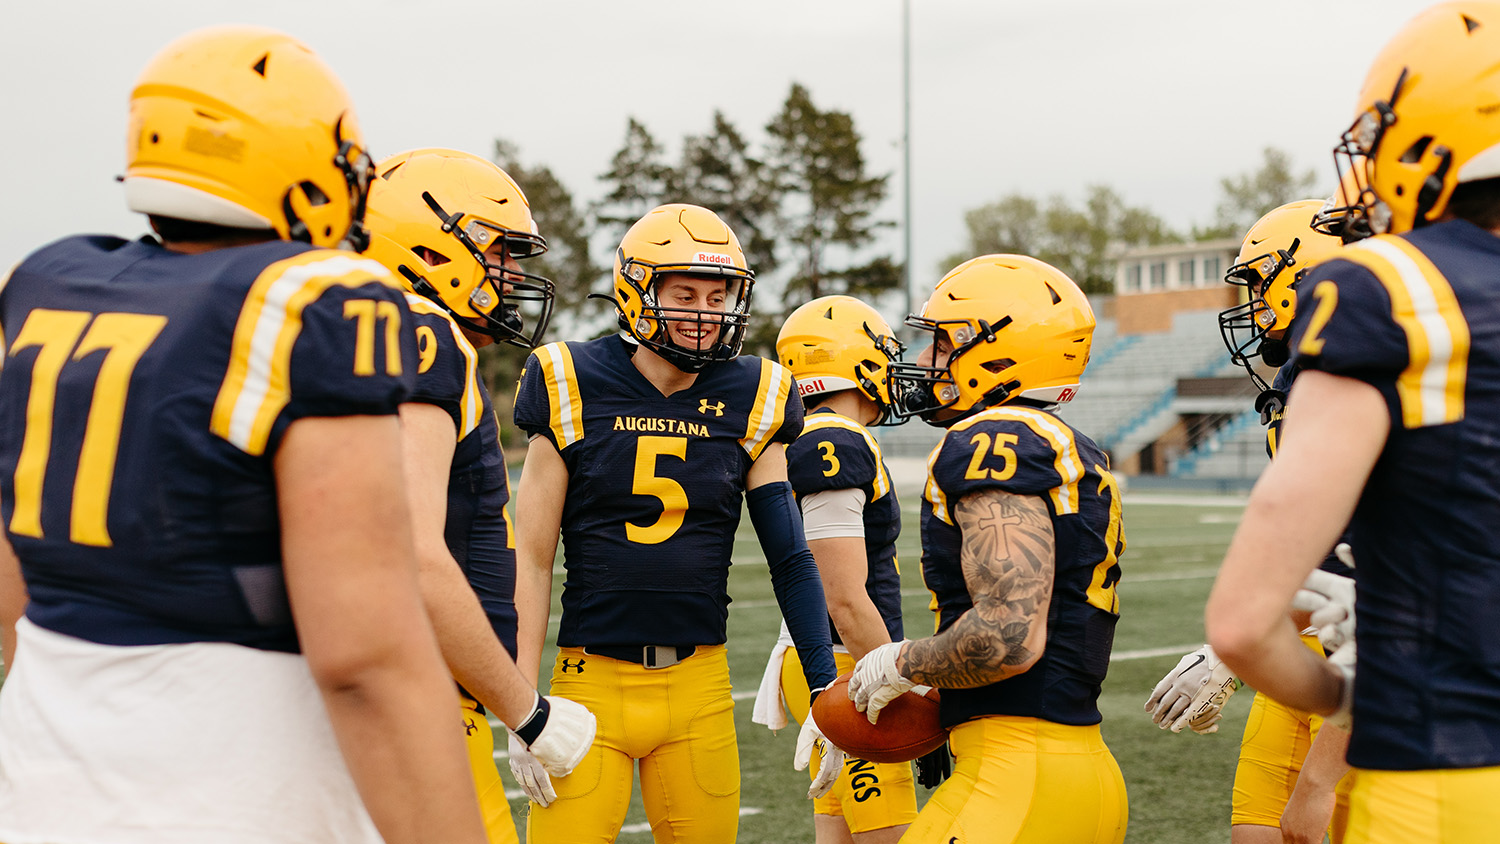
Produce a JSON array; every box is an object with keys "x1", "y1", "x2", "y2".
[{"x1": 1110, "y1": 644, "x2": 1201, "y2": 661}]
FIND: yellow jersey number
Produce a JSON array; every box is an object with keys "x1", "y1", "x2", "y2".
[
  {"x1": 626, "y1": 435, "x2": 689, "y2": 544},
  {"x1": 342, "y1": 299, "x2": 404, "y2": 376},
  {"x1": 819, "y1": 441, "x2": 840, "y2": 477},
  {"x1": 964, "y1": 431, "x2": 1019, "y2": 481},
  {"x1": 6, "y1": 309, "x2": 168, "y2": 547},
  {"x1": 1086, "y1": 464, "x2": 1125, "y2": 614}
]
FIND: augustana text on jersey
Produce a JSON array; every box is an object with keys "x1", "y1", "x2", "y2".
[{"x1": 612, "y1": 416, "x2": 712, "y2": 437}]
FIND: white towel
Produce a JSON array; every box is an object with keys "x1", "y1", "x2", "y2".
[{"x1": 751, "y1": 621, "x2": 799, "y2": 732}]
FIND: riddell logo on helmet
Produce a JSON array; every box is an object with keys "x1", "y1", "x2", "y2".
[
  {"x1": 695, "y1": 252, "x2": 734, "y2": 265},
  {"x1": 798, "y1": 378, "x2": 826, "y2": 396}
]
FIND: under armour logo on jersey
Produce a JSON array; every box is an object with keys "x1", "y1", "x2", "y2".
[
  {"x1": 464, "y1": 718, "x2": 478, "y2": 736},
  {"x1": 698, "y1": 399, "x2": 725, "y2": 416},
  {"x1": 560, "y1": 658, "x2": 586, "y2": 674}
]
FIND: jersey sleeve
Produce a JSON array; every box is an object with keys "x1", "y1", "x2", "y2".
[
  {"x1": 1286, "y1": 250, "x2": 1418, "y2": 427},
  {"x1": 513, "y1": 341, "x2": 584, "y2": 452},
  {"x1": 925, "y1": 412, "x2": 1086, "y2": 525},
  {"x1": 787, "y1": 424, "x2": 878, "y2": 498},
  {"x1": 406, "y1": 306, "x2": 483, "y2": 439},
  {"x1": 211, "y1": 252, "x2": 416, "y2": 457},
  {"x1": 739, "y1": 359, "x2": 803, "y2": 461}
]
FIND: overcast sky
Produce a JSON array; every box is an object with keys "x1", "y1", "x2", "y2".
[{"x1": 0, "y1": 0, "x2": 1435, "y2": 302}]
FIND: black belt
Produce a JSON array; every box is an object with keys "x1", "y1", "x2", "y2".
[{"x1": 584, "y1": 644, "x2": 696, "y2": 669}]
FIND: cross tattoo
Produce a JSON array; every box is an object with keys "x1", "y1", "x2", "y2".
[{"x1": 976, "y1": 507, "x2": 1023, "y2": 558}]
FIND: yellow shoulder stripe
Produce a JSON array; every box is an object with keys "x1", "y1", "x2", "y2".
[
  {"x1": 942, "y1": 406, "x2": 1083, "y2": 515},
  {"x1": 923, "y1": 439, "x2": 951, "y2": 525},
  {"x1": 211, "y1": 251, "x2": 399, "y2": 456},
  {"x1": 741, "y1": 358, "x2": 793, "y2": 461},
  {"x1": 1344, "y1": 237, "x2": 1469, "y2": 428},
  {"x1": 532, "y1": 341, "x2": 584, "y2": 448},
  {"x1": 403, "y1": 293, "x2": 483, "y2": 439},
  {"x1": 801, "y1": 413, "x2": 891, "y2": 499}
]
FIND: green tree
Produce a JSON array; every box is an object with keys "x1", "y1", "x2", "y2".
[
  {"x1": 678, "y1": 111, "x2": 780, "y2": 279},
  {"x1": 765, "y1": 83, "x2": 897, "y2": 307},
  {"x1": 1202, "y1": 147, "x2": 1320, "y2": 239},
  {"x1": 946, "y1": 185, "x2": 1178, "y2": 294},
  {"x1": 595, "y1": 118, "x2": 681, "y2": 241}
]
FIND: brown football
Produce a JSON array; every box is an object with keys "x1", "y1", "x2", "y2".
[{"x1": 810, "y1": 672, "x2": 946, "y2": 764}]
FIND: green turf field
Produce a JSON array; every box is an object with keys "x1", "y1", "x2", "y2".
[{"x1": 508, "y1": 489, "x2": 1258, "y2": 843}]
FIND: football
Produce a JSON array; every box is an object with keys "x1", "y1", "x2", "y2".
[{"x1": 810, "y1": 672, "x2": 946, "y2": 764}]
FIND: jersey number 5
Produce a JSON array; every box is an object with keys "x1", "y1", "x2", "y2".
[
  {"x1": 6, "y1": 309, "x2": 168, "y2": 547},
  {"x1": 627, "y1": 435, "x2": 689, "y2": 544}
]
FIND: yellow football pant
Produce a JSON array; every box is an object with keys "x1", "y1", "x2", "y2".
[
  {"x1": 901, "y1": 715, "x2": 1127, "y2": 844},
  {"x1": 1344, "y1": 766, "x2": 1500, "y2": 843},
  {"x1": 1232, "y1": 634, "x2": 1352, "y2": 840},
  {"x1": 781, "y1": 648, "x2": 918, "y2": 833},
  {"x1": 526, "y1": 645, "x2": 738, "y2": 844},
  {"x1": 462, "y1": 697, "x2": 520, "y2": 844}
]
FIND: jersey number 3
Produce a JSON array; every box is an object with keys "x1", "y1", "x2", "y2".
[{"x1": 6, "y1": 309, "x2": 168, "y2": 547}]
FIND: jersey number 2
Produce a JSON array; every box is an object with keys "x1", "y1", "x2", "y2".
[
  {"x1": 627, "y1": 435, "x2": 688, "y2": 544},
  {"x1": 7, "y1": 309, "x2": 167, "y2": 547}
]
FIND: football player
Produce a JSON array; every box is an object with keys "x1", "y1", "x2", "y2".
[
  {"x1": 361, "y1": 147, "x2": 595, "y2": 844},
  {"x1": 1208, "y1": 4, "x2": 1500, "y2": 842},
  {"x1": 1151, "y1": 200, "x2": 1352, "y2": 844},
  {"x1": 754, "y1": 295, "x2": 923, "y2": 844},
  {"x1": 0, "y1": 26, "x2": 487, "y2": 844},
  {"x1": 849, "y1": 255, "x2": 1128, "y2": 844},
  {"x1": 510, "y1": 204, "x2": 841, "y2": 843}
]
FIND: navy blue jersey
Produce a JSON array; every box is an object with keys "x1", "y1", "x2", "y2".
[
  {"x1": 0, "y1": 236, "x2": 415, "y2": 652},
  {"x1": 920, "y1": 405, "x2": 1124, "y2": 728},
  {"x1": 1288, "y1": 220, "x2": 1500, "y2": 770},
  {"x1": 514, "y1": 335, "x2": 802, "y2": 647},
  {"x1": 405, "y1": 294, "x2": 517, "y2": 657},
  {"x1": 785, "y1": 408, "x2": 903, "y2": 646}
]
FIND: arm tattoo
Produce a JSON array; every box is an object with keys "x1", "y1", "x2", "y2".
[{"x1": 901, "y1": 489, "x2": 1055, "y2": 688}]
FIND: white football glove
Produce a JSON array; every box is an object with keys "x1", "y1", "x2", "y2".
[
  {"x1": 1145, "y1": 645, "x2": 1240, "y2": 734},
  {"x1": 793, "y1": 708, "x2": 847, "y2": 800},
  {"x1": 507, "y1": 731, "x2": 557, "y2": 807},
  {"x1": 1324, "y1": 639, "x2": 1356, "y2": 731},
  {"x1": 515, "y1": 695, "x2": 596, "y2": 777},
  {"x1": 1292, "y1": 554, "x2": 1357, "y2": 655},
  {"x1": 848, "y1": 640, "x2": 915, "y2": 725}
]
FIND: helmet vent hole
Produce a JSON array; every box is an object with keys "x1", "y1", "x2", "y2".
[
  {"x1": 251, "y1": 55, "x2": 268, "y2": 77},
  {"x1": 149, "y1": 133, "x2": 159, "y2": 144},
  {"x1": 379, "y1": 161, "x2": 404, "y2": 181},
  {"x1": 413, "y1": 245, "x2": 451, "y2": 267},
  {"x1": 299, "y1": 181, "x2": 329, "y2": 207},
  {"x1": 1044, "y1": 282, "x2": 1062, "y2": 305},
  {"x1": 823, "y1": 307, "x2": 835, "y2": 319},
  {"x1": 1464, "y1": 13, "x2": 1481, "y2": 33},
  {"x1": 862, "y1": 359, "x2": 879, "y2": 370},
  {"x1": 1401, "y1": 136, "x2": 1433, "y2": 164},
  {"x1": 323, "y1": 225, "x2": 332, "y2": 238},
  {"x1": 484, "y1": 195, "x2": 510, "y2": 206}
]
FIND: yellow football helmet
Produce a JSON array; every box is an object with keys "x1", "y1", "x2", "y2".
[
  {"x1": 124, "y1": 25, "x2": 373, "y2": 249},
  {"x1": 613, "y1": 204, "x2": 755, "y2": 372},
  {"x1": 1334, "y1": 2, "x2": 1500, "y2": 234},
  {"x1": 1218, "y1": 200, "x2": 1344, "y2": 388},
  {"x1": 363, "y1": 148, "x2": 553, "y2": 347},
  {"x1": 777, "y1": 296, "x2": 905, "y2": 425},
  {"x1": 889, "y1": 255, "x2": 1095, "y2": 425}
]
